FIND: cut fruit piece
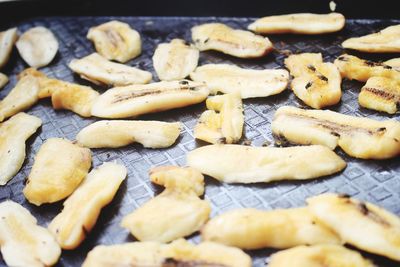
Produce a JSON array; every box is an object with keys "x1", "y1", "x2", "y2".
[
  {"x1": 0, "y1": 72, "x2": 8, "y2": 89},
  {"x1": 0, "y1": 27, "x2": 18, "y2": 69}
]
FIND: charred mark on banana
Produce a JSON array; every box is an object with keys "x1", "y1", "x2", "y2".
[
  {"x1": 337, "y1": 55, "x2": 349, "y2": 61},
  {"x1": 162, "y1": 258, "x2": 228, "y2": 267},
  {"x1": 305, "y1": 81, "x2": 313, "y2": 89},
  {"x1": 363, "y1": 87, "x2": 397, "y2": 101},
  {"x1": 317, "y1": 74, "x2": 329, "y2": 82},
  {"x1": 356, "y1": 202, "x2": 391, "y2": 227},
  {"x1": 307, "y1": 64, "x2": 316, "y2": 72}
]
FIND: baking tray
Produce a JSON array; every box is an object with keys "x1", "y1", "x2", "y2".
[{"x1": 0, "y1": 16, "x2": 399, "y2": 267}]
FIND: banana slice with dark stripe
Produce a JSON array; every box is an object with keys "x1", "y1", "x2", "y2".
[
  {"x1": 0, "y1": 72, "x2": 8, "y2": 89},
  {"x1": 0, "y1": 27, "x2": 17, "y2": 69}
]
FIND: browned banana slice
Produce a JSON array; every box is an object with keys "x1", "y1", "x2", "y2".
[
  {"x1": 284, "y1": 53, "x2": 342, "y2": 109},
  {"x1": 190, "y1": 64, "x2": 289, "y2": 98},
  {"x1": 342, "y1": 24, "x2": 400, "y2": 53},
  {"x1": 0, "y1": 201, "x2": 61, "y2": 267},
  {"x1": 191, "y1": 23, "x2": 273, "y2": 58},
  {"x1": 307, "y1": 193, "x2": 400, "y2": 261},
  {"x1": 87, "y1": 20, "x2": 141, "y2": 63},
  {"x1": 23, "y1": 138, "x2": 92, "y2": 206},
  {"x1": 91, "y1": 80, "x2": 209, "y2": 118},
  {"x1": 0, "y1": 27, "x2": 18, "y2": 69},
  {"x1": 48, "y1": 162, "x2": 126, "y2": 249},
  {"x1": 272, "y1": 106, "x2": 400, "y2": 159},
  {"x1": 248, "y1": 13, "x2": 345, "y2": 34},
  {"x1": 0, "y1": 72, "x2": 8, "y2": 89},
  {"x1": 153, "y1": 39, "x2": 199, "y2": 81},
  {"x1": 121, "y1": 166, "x2": 211, "y2": 243}
]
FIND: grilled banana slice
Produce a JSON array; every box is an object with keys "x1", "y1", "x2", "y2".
[
  {"x1": 191, "y1": 23, "x2": 273, "y2": 58},
  {"x1": 342, "y1": 24, "x2": 400, "y2": 53},
  {"x1": 48, "y1": 162, "x2": 126, "y2": 250},
  {"x1": 202, "y1": 208, "x2": 340, "y2": 250},
  {"x1": 187, "y1": 144, "x2": 346, "y2": 184},
  {"x1": 385, "y1": 58, "x2": 400, "y2": 70},
  {"x1": 69, "y1": 53, "x2": 152, "y2": 86},
  {"x1": 76, "y1": 120, "x2": 181, "y2": 148},
  {"x1": 23, "y1": 138, "x2": 92, "y2": 206},
  {"x1": 82, "y1": 239, "x2": 251, "y2": 267},
  {"x1": 0, "y1": 201, "x2": 61, "y2": 267},
  {"x1": 87, "y1": 20, "x2": 141, "y2": 63},
  {"x1": 17, "y1": 68, "x2": 50, "y2": 97},
  {"x1": 121, "y1": 166, "x2": 211, "y2": 243},
  {"x1": 268, "y1": 244, "x2": 374, "y2": 267},
  {"x1": 272, "y1": 106, "x2": 400, "y2": 159},
  {"x1": 16, "y1": 26, "x2": 58, "y2": 68},
  {"x1": 307, "y1": 193, "x2": 400, "y2": 261},
  {"x1": 0, "y1": 72, "x2": 8, "y2": 89},
  {"x1": 248, "y1": 13, "x2": 345, "y2": 34},
  {"x1": 194, "y1": 93, "x2": 244, "y2": 144},
  {"x1": 0, "y1": 27, "x2": 17, "y2": 69},
  {"x1": 153, "y1": 39, "x2": 199, "y2": 81},
  {"x1": 0, "y1": 113, "x2": 41, "y2": 186},
  {"x1": 190, "y1": 64, "x2": 289, "y2": 98},
  {"x1": 284, "y1": 53, "x2": 342, "y2": 109},
  {"x1": 91, "y1": 80, "x2": 209, "y2": 118}
]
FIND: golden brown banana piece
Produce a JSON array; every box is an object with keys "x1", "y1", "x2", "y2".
[
  {"x1": 0, "y1": 72, "x2": 8, "y2": 89},
  {"x1": 272, "y1": 106, "x2": 400, "y2": 159},
  {"x1": 248, "y1": 13, "x2": 345, "y2": 34},
  {"x1": 308, "y1": 193, "x2": 400, "y2": 261},
  {"x1": 0, "y1": 27, "x2": 18, "y2": 69},
  {"x1": 191, "y1": 23, "x2": 273, "y2": 58},
  {"x1": 82, "y1": 239, "x2": 252, "y2": 267}
]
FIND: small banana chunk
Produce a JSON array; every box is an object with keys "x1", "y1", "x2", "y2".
[
  {"x1": 0, "y1": 201, "x2": 61, "y2": 267},
  {"x1": 48, "y1": 162, "x2": 127, "y2": 249},
  {"x1": 191, "y1": 23, "x2": 273, "y2": 58},
  {"x1": 23, "y1": 138, "x2": 92, "y2": 206},
  {"x1": 190, "y1": 64, "x2": 289, "y2": 98},
  {"x1": 307, "y1": 193, "x2": 400, "y2": 261},
  {"x1": 194, "y1": 93, "x2": 244, "y2": 144},
  {"x1": 0, "y1": 27, "x2": 18, "y2": 69},
  {"x1": 121, "y1": 166, "x2": 211, "y2": 243},
  {"x1": 87, "y1": 20, "x2": 141, "y2": 63},
  {"x1": 77, "y1": 120, "x2": 181, "y2": 148},
  {"x1": 285, "y1": 53, "x2": 342, "y2": 109},
  {"x1": 16, "y1": 26, "x2": 58, "y2": 68},
  {"x1": 0, "y1": 72, "x2": 8, "y2": 89},
  {"x1": 0, "y1": 113, "x2": 41, "y2": 186}
]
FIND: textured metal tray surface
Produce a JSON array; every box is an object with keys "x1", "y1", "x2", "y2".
[{"x1": 0, "y1": 16, "x2": 399, "y2": 267}]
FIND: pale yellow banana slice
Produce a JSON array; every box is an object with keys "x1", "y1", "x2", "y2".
[
  {"x1": 0, "y1": 113, "x2": 41, "y2": 186},
  {"x1": 342, "y1": 24, "x2": 400, "y2": 53},
  {"x1": 187, "y1": 144, "x2": 346, "y2": 184},
  {"x1": 16, "y1": 26, "x2": 58, "y2": 68},
  {"x1": 76, "y1": 120, "x2": 181, "y2": 148},
  {"x1": 87, "y1": 20, "x2": 141, "y2": 63},
  {"x1": 0, "y1": 27, "x2": 17, "y2": 69},
  {"x1": 23, "y1": 138, "x2": 92, "y2": 206},
  {"x1": 284, "y1": 53, "x2": 342, "y2": 109},
  {"x1": 191, "y1": 23, "x2": 273, "y2": 58},
  {"x1": 248, "y1": 13, "x2": 345, "y2": 34},
  {"x1": 0, "y1": 201, "x2": 61, "y2": 267},
  {"x1": 272, "y1": 106, "x2": 400, "y2": 159},
  {"x1": 385, "y1": 57, "x2": 400, "y2": 70},
  {"x1": 48, "y1": 162, "x2": 126, "y2": 250},
  {"x1": 69, "y1": 53, "x2": 152, "y2": 86},
  {"x1": 153, "y1": 39, "x2": 199, "y2": 81},
  {"x1": 91, "y1": 80, "x2": 209, "y2": 118},
  {"x1": 307, "y1": 193, "x2": 400, "y2": 261},
  {"x1": 121, "y1": 166, "x2": 211, "y2": 243},
  {"x1": 190, "y1": 64, "x2": 289, "y2": 98},
  {"x1": 202, "y1": 207, "x2": 340, "y2": 250},
  {"x1": 0, "y1": 72, "x2": 8, "y2": 89},
  {"x1": 194, "y1": 93, "x2": 244, "y2": 144}
]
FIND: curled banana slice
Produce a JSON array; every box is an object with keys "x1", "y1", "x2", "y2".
[
  {"x1": 0, "y1": 27, "x2": 18, "y2": 69},
  {"x1": 0, "y1": 72, "x2": 8, "y2": 89}
]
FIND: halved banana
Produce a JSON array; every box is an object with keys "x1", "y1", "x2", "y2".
[
  {"x1": 153, "y1": 39, "x2": 199, "y2": 81},
  {"x1": 0, "y1": 27, "x2": 18, "y2": 69},
  {"x1": 187, "y1": 144, "x2": 346, "y2": 184},
  {"x1": 0, "y1": 113, "x2": 41, "y2": 186},
  {"x1": 0, "y1": 201, "x2": 61, "y2": 267},
  {"x1": 121, "y1": 166, "x2": 211, "y2": 243},
  {"x1": 194, "y1": 93, "x2": 244, "y2": 144},
  {"x1": 190, "y1": 64, "x2": 289, "y2": 98},
  {"x1": 69, "y1": 53, "x2": 152, "y2": 86},
  {"x1": 342, "y1": 24, "x2": 400, "y2": 53},
  {"x1": 272, "y1": 106, "x2": 400, "y2": 159},
  {"x1": 48, "y1": 162, "x2": 127, "y2": 250},
  {"x1": 248, "y1": 13, "x2": 345, "y2": 34},
  {"x1": 16, "y1": 26, "x2": 58, "y2": 68},
  {"x1": 91, "y1": 80, "x2": 209, "y2": 118},
  {"x1": 23, "y1": 138, "x2": 92, "y2": 206},
  {"x1": 307, "y1": 193, "x2": 400, "y2": 261},
  {"x1": 191, "y1": 23, "x2": 273, "y2": 58},
  {"x1": 0, "y1": 72, "x2": 8, "y2": 89},
  {"x1": 87, "y1": 20, "x2": 141, "y2": 63},
  {"x1": 76, "y1": 120, "x2": 181, "y2": 148},
  {"x1": 201, "y1": 207, "x2": 340, "y2": 250},
  {"x1": 284, "y1": 53, "x2": 342, "y2": 109}
]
